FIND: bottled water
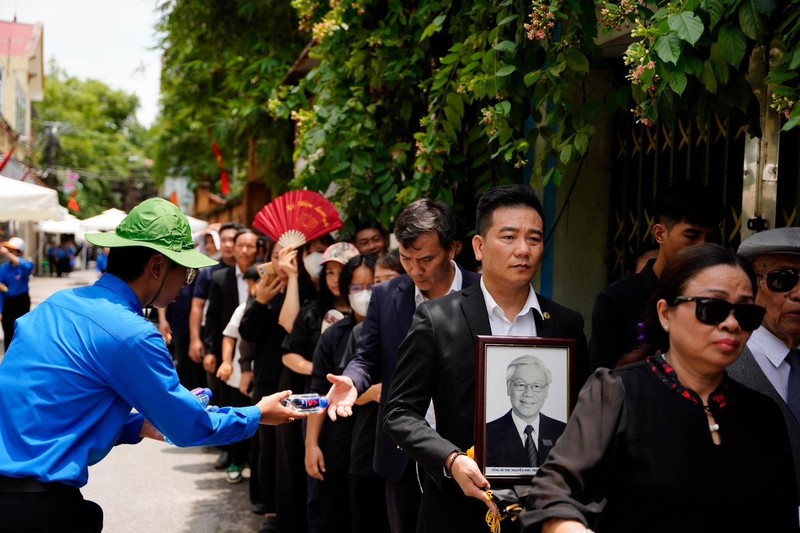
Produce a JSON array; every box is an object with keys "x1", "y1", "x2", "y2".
[{"x1": 284, "y1": 393, "x2": 329, "y2": 413}]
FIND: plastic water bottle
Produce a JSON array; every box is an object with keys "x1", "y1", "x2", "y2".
[
  {"x1": 191, "y1": 387, "x2": 213, "y2": 408},
  {"x1": 164, "y1": 387, "x2": 216, "y2": 445},
  {"x1": 284, "y1": 393, "x2": 329, "y2": 413}
]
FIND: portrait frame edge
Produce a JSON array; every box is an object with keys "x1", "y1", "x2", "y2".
[{"x1": 474, "y1": 335, "x2": 576, "y2": 485}]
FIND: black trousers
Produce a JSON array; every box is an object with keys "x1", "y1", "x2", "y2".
[
  {"x1": 0, "y1": 486, "x2": 103, "y2": 532},
  {"x1": 253, "y1": 380, "x2": 278, "y2": 514},
  {"x1": 2, "y1": 293, "x2": 30, "y2": 352},
  {"x1": 349, "y1": 473, "x2": 390, "y2": 533},
  {"x1": 386, "y1": 461, "x2": 422, "y2": 533}
]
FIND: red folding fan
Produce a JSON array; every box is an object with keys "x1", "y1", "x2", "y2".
[{"x1": 253, "y1": 190, "x2": 343, "y2": 248}]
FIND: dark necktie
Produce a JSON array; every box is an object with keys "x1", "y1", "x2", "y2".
[
  {"x1": 787, "y1": 349, "x2": 800, "y2": 422},
  {"x1": 524, "y1": 425, "x2": 538, "y2": 467}
]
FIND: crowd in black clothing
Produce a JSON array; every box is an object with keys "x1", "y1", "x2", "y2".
[
  {"x1": 161, "y1": 221, "x2": 402, "y2": 533},
  {"x1": 159, "y1": 182, "x2": 800, "y2": 533}
]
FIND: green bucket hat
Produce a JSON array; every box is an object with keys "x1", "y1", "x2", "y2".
[{"x1": 85, "y1": 198, "x2": 217, "y2": 269}]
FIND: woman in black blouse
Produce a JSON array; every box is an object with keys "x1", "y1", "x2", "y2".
[{"x1": 521, "y1": 244, "x2": 798, "y2": 533}]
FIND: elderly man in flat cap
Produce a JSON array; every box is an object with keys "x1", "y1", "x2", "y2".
[{"x1": 730, "y1": 227, "x2": 800, "y2": 505}]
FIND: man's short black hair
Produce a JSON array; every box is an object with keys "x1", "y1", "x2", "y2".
[
  {"x1": 353, "y1": 222, "x2": 387, "y2": 237},
  {"x1": 106, "y1": 247, "x2": 161, "y2": 281},
  {"x1": 233, "y1": 228, "x2": 257, "y2": 244},
  {"x1": 654, "y1": 183, "x2": 723, "y2": 229},
  {"x1": 394, "y1": 199, "x2": 457, "y2": 250},
  {"x1": 220, "y1": 222, "x2": 244, "y2": 235},
  {"x1": 475, "y1": 184, "x2": 546, "y2": 237}
]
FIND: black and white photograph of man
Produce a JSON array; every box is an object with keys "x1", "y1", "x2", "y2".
[{"x1": 485, "y1": 353, "x2": 567, "y2": 475}]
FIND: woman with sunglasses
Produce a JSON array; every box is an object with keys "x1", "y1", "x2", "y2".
[{"x1": 520, "y1": 244, "x2": 798, "y2": 533}]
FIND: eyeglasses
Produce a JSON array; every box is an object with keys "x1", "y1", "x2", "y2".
[
  {"x1": 671, "y1": 296, "x2": 765, "y2": 332},
  {"x1": 349, "y1": 283, "x2": 374, "y2": 294},
  {"x1": 184, "y1": 268, "x2": 198, "y2": 286},
  {"x1": 507, "y1": 380, "x2": 548, "y2": 393},
  {"x1": 763, "y1": 269, "x2": 800, "y2": 293}
]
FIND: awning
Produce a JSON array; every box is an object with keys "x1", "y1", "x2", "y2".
[{"x1": 0, "y1": 175, "x2": 62, "y2": 222}]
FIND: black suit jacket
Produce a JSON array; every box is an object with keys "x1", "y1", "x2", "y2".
[
  {"x1": 203, "y1": 266, "x2": 239, "y2": 360},
  {"x1": 383, "y1": 282, "x2": 587, "y2": 532},
  {"x1": 343, "y1": 267, "x2": 481, "y2": 482},
  {"x1": 485, "y1": 410, "x2": 566, "y2": 468},
  {"x1": 728, "y1": 346, "x2": 800, "y2": 502}
]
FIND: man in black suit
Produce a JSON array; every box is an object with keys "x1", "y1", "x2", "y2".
[
  {"x1": 379, "y1": 184, "x2": 587, "y2": 532},
  {"x1": 326, "y1": 199, "x2": 480, "y2": 533},
  {"x1": 730, "y1": 227, "x2": 800, "y2": 505},
  {"x1": 486, "y1": 355, "x2": 565, "y2": 469}
]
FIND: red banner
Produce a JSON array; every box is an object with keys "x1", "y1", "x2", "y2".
[
  {"x1": 210, "y1": 139, "x2": 230, "y2": 197},
  {"x1": 0, "y1": 147, "x2": 15, "y2": 173}
]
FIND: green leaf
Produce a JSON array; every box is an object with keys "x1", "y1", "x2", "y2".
[
  {"x1": 331, "y1": 161, "x2": 351, "y2": 174},
  {"x1": 420, "y1": 13, "x2": 447, "y2": 41},
  {"x1": 574, "y1": 133, "x2": 589, "y2": 155},
  {"x1": 716, "y1": 26, "x2": 747, "y2": 66},
  {"x1": 560, "y1": 143, "x2": 572, "y2": 164},
  {"x1": 754, "y1": 0, "x2": 776, "y2": 15},
  {"x1": 701, "y1": 61, "x2": 718, "y2": 94},
  {"x1": 668, "y1": 71, "x2": 688, "y2": 95},
  {"x1": 782, "y1": 106, "x2": 800, "y2": 131},
  {"x1": 654, "y1": 34, "x2": 682, "y2": 64},
  {"x1": 446, "y1": 92, "x2": 464, "y2": 119},
  {"x1": 523, "y1": 71, "x2": 539, "y2": 87},
  {"x1": 703, "y1": 0, "x2": 724, "y2": 28},
  {"x1": 497, "y1": 14, "x2": 517, "y2": 26},
  {"x1": 739, "y1": 0, "x2": 768, "y2": 40},
  {"x1": 494, "y1": 41, "x2": 516, "y2": 54},
  {"x1": 496, "y1": 100, "x2": 511, "y2": 115},
  {"x1": 668, "y1": 12, "x2": 704, "y2": 46},
  {"x1": 790, "y1": 47, "x2": 800, "y2": 70},
  {"x1": 564, "y1": 48, "x2": 589, "y2": 73},
  {"x1": 496, "y1": 64, "x2": 517, "y2": 77},
  {"x1": 681, "y1": 55, "x2": 703, "y2": 76}
]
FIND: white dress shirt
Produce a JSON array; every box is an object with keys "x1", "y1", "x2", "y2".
[
  {"x1": 746, "y1": 326, "x2": 797, "y2": 403},
  {"x1": 480, "y1": 277, "x2": 541, "y2": 337},
  {"x1": 511, "y1": 410, "x2": 540, "y2": 448},
  {"x1": 234, "y1": 264, "x2": 248, "y2": 306}
]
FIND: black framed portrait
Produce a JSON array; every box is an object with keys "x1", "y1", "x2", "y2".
[{"x1": 474, "y1": 336, "x2": 576, "y2": 484}]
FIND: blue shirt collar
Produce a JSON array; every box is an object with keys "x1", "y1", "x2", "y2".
[{"x1": 95, "y1": 273, "x2": 145, "y2": 316}]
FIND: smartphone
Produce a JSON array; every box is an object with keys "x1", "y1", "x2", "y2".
[{"x1": 256, "y1": 262, "x2": 277, "y2": 282}]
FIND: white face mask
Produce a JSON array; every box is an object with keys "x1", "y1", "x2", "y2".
[
  {"x1": 303, "y1": 252, "x2": 324, "y2": 279},
  {"x1": 348, "y1": 290, "x2": 372, "y2": 318}
]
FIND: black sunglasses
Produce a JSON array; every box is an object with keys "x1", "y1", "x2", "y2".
[
  {"x1": 764, "y1": 268, "x2": 800, "y2": 293},
  {"x1": 671, "y1": 296, "x2": 766, "y2": 332}
]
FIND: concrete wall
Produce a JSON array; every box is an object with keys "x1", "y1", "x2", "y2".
[{"x1": 546, "y1": 76, "x2": 615, "y2": 339}]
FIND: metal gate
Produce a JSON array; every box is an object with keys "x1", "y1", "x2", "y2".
[{"x1": 608, "y1": 111, "x2": 748, "y2": 281}]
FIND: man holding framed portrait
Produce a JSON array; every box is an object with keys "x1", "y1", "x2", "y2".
[{"x1": 379, "y1": 184, "x2": 588, "y2": 533}]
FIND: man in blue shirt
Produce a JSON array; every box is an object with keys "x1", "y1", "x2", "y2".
[
  {"x1": 0, "y1": 236, "x2": 34, "y2": 351},
  {"x1": 0, "y1": 198, "x2": 305, "y2": 532}
]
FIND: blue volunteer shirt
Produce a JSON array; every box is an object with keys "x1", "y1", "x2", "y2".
[
  {"x1": 0, "y1": 273, "x2": 262, "y2": 487},
  {"x1": 0, "y1": 258, "x2": 34, "y2": 312}
]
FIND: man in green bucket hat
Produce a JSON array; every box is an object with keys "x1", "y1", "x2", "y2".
[{"x1": 0, "y1": 198, "x2": 306, "y2": 532}]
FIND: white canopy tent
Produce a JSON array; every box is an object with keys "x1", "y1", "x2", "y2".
[
  {"x1": 0, "y1": 175, "x2": 62, "y2": 222},
  {"x1": 186, "y1": 215, "x2": 208, "y2": 234},
  {"x1": 38, "y1": 208, "x2": 83, "y2": 236},
  {"x1": 79, "y1": 208, "x2": 127, "y2": 232}
]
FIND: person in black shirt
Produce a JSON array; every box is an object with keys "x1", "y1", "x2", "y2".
[
  {"x1": 589, "y1": 184, "x2": 723, "y2": 370},
  {"x1": 306, "y1": 254, "x2": 379, "y2": 533},
  {"x1": 522, "y1": 245, "x2": 798, "y2": 533}
]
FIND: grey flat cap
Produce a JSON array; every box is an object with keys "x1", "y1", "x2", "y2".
[{"x1": 738, "y1": 227, "x2": 800, "y2": 259}]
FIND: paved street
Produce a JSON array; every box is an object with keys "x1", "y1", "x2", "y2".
[{"x1": 3, "y1": 270, "x2": 264, "y2": 532}]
